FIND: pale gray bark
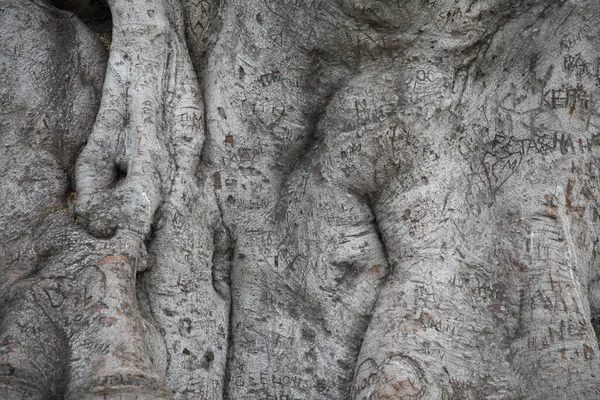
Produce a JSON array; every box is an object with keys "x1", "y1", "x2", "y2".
[{"x1": 2, "y1": 0, "x2": 600, "y2": 399}]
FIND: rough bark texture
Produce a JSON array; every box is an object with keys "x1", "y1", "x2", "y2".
[{"x1": 2, "y1": 0, "x2": 600, "y2": 399}]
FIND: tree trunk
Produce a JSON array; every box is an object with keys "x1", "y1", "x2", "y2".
[{"x1": 2, "y1": 0, "x2": 600, "y2": 399}]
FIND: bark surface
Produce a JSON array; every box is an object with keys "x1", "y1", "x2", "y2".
[{"x1": 2, "y1": 0, "x2": 600, "y2": 399}]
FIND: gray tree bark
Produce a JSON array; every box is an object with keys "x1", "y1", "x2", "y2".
[{"x1": 2, "y1": 0, "x2": 600, "y2": 399}]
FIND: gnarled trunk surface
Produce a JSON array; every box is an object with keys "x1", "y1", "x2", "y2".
[{"x1": 2, "y1": 0, "x2": 600, "y2": 399}]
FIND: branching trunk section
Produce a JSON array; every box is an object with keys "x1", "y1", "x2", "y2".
[{"x1": 74, "y1": 0, "x2": 229, "y2": 398}]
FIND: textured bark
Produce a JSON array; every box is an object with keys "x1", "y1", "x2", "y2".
[{"x1": 2, "y1": 0, "x2": 600, "y2": 399}]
